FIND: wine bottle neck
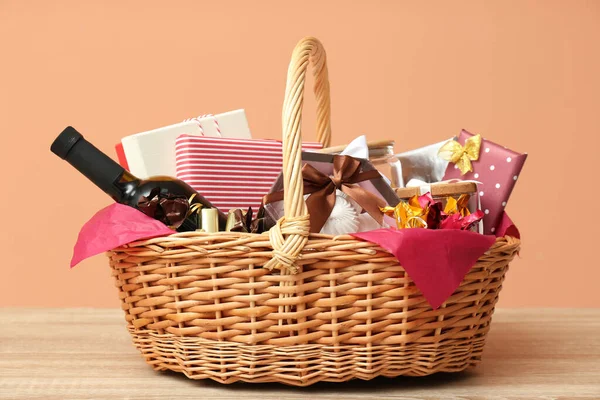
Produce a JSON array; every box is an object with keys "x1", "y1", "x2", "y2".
[{"x1": 53, "y1": 127, "x2": 135, "y2": 201}]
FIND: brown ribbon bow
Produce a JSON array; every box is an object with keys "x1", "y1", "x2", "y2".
[{"x1": 265, "y1": 155, "x2": 386, "y2": 233}]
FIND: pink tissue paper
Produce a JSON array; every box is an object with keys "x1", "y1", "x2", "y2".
[
  {"x1": 70, "y1": 203, "x2": 175, "y2": 267},
  {"x1": 352, "y1": 228, "x2": 496, "y2": 309}
]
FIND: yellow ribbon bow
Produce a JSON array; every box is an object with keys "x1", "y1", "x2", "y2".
[{"x1": 438, "y1": 134, "x2": 482, "y2": 175}]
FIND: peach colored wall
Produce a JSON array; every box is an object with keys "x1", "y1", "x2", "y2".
[{"x1": 1, "y1": 1, "x2": 598, "y2": 308}]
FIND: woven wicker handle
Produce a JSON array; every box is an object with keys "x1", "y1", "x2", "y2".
[{"x1": 264, "y1": 37, "x2": 332, "y2": 273}]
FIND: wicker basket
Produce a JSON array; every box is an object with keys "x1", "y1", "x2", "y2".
[{"x1": 108, "y1": 37, "x2": 520, "y2": 386}]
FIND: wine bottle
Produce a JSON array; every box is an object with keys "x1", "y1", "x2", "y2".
[{"x1": 50, "y1": 126, "x2": 226, "y2": 231}]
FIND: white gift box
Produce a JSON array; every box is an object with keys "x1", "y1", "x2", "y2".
[{"x1": 120, "y1": 109, "x2": 252, "y2": 178}]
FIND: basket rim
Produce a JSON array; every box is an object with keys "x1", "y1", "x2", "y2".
[{"x1": 114, "y1": 230, "x2": 520, "y2": 252}]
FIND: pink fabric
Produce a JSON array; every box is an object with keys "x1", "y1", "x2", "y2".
[
  {"x1": 71, "y1": 203, "x2": 175, "y2": 267},
  {"x1": 496, "y1": 211, "x2": 520, "y2": 239},
  {"x1": 352, "y1": 228, "x2": 496, "y2": 309},
  {"x1": 443, "y1": 130, "x2": 527, "y2": 235}
]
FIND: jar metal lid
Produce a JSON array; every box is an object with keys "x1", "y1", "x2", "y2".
[{"x1": 318, "y1": 139, "x2": 396, "y2": 155}]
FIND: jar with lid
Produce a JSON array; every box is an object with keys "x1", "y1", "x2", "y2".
[
  {"x1": 395, "y1": 181, "x2": 482, "y2": 232},
  {"x1": 366, "y1": 140, "x2": 403, "y2": 188}
]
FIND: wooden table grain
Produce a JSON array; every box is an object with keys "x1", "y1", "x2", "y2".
[{"x1": 0, "y1": 308, "x2": 598, "y2": 399}]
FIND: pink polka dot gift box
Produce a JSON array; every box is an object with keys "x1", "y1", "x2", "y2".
[{"x1": 442, "y1": 129, "x2": 527, "y2": 235}]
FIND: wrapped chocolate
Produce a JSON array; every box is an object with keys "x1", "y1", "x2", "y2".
[
  {"x1": 444, "y1": 194, "x2": 471, "y2": 217},
  {"x1": 441, "y1": 194, "x2": 484, "y2": 230},
  {"x1": 249, "y1": 205, "x2": 266, "y2": 234},
  {"x1": 395, "y1": 138, "x2": 456, "y2": 186},
  {"x1": 440, "y1": 209, "x2": 485, "y2": 231},
  {"x1": 263, "y1": 153, "x2": 400, "y2": 234},
  {"x1": 137, "y1": 188, "x2": 192, "y2": 230},
  {"x1": 382, "y1": 195, "x2": 429, "y2": 229},
  {"x1": 226, "y1": 207, "x2": 253, "y2": 232},
  {"x1": 382, "y1": 192, "x2": 483, "y2": 232}
]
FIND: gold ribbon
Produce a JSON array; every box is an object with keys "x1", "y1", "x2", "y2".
[
  {"x1": 438, "y1": 134, "x2": 482, "y2": 175},
  {"x1": 264, "y1": 155, "x2": 386, "y2": 233},
  {"x1": 187, "y1": 193, "x2": 203, "y2": 217}
]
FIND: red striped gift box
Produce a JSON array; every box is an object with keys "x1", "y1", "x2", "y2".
[{"x1": 175, "y1": 135, "x2": 323, "y2": 212}]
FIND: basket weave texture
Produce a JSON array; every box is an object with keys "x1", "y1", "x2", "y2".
[{"x1": 108, "y1": 37, "x2": 520, "y2": 386}]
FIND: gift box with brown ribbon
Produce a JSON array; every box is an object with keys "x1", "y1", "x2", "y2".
[{"x1": 263, "y1": 152, "x2": 400, "y2": 235}]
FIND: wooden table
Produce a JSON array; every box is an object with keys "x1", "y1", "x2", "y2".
[{"x1": 1, "y1": 308, "x2": 598, "y2": 399}]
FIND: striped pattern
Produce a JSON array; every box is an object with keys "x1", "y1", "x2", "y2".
[{"x1": 175, "y1": 135, "x2": 322, "y2": 211}]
